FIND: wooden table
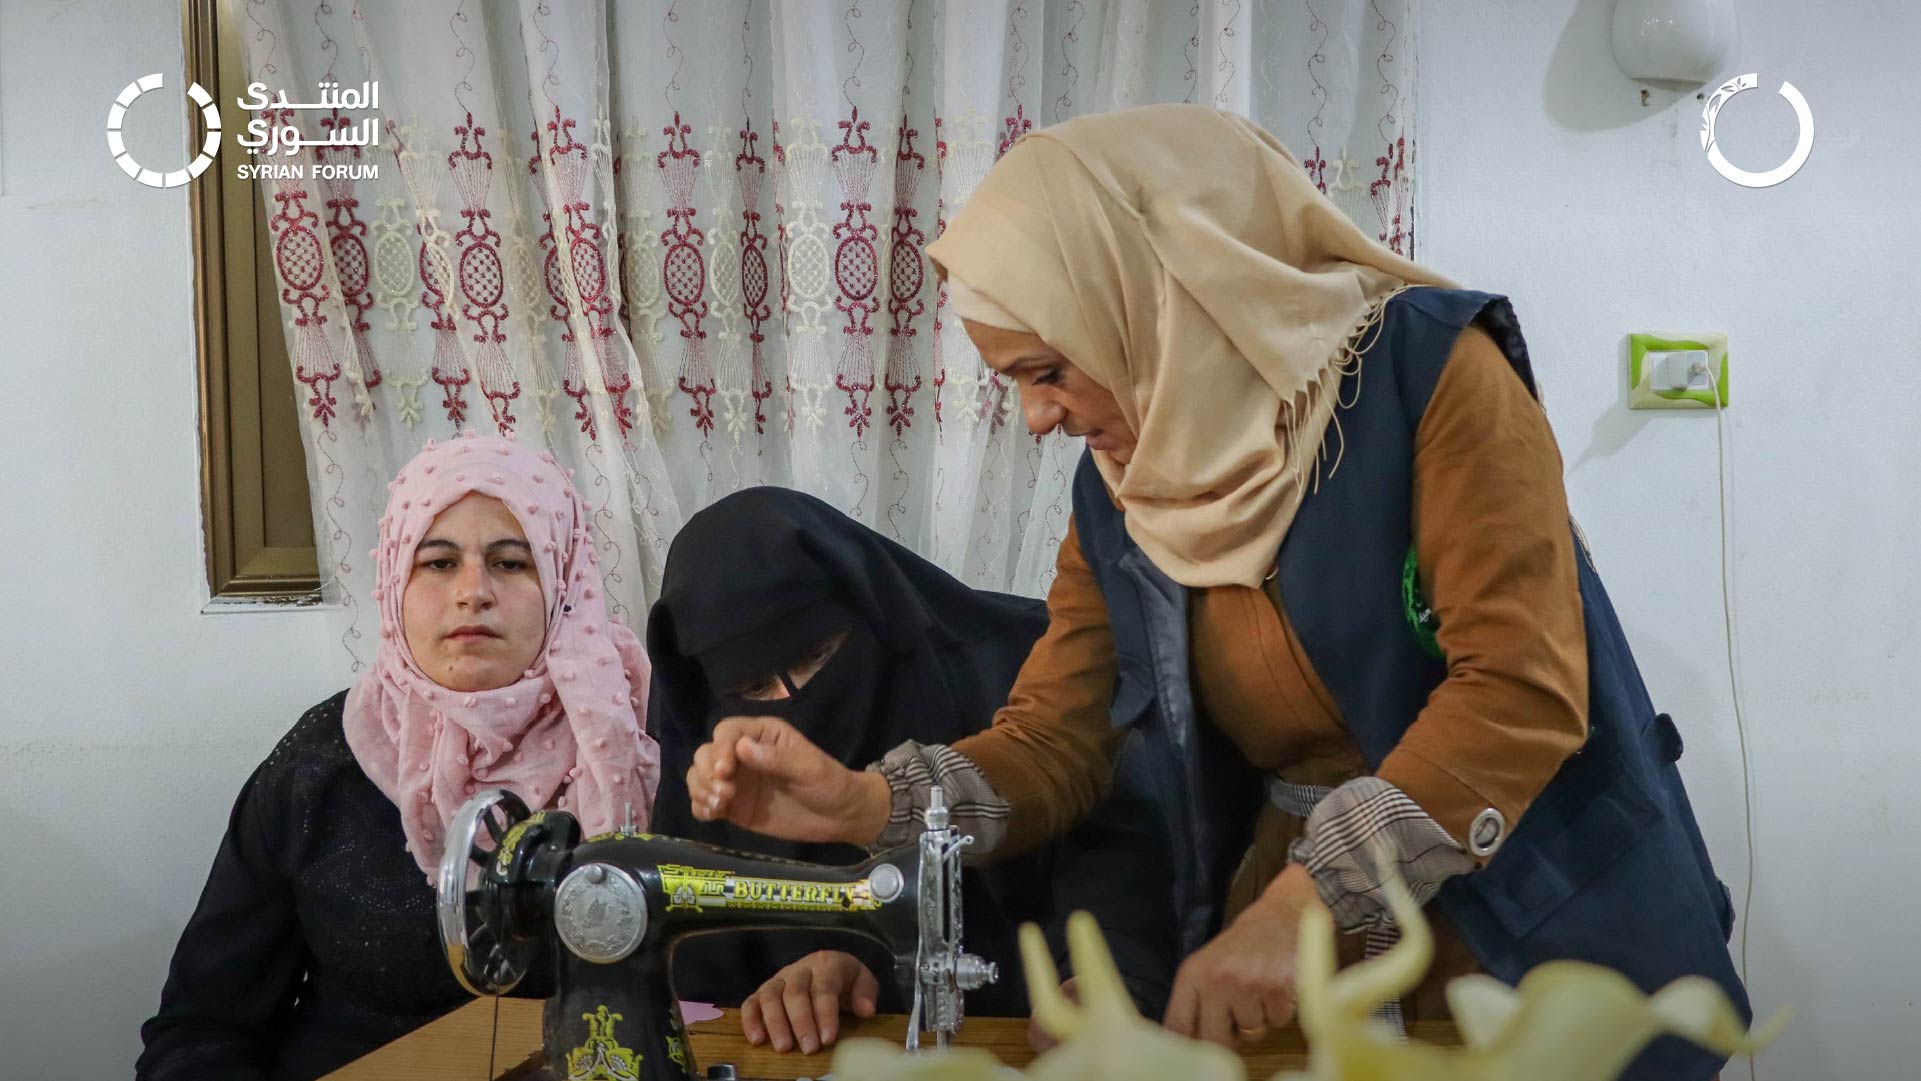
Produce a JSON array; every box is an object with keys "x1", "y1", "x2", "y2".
[{"x1": 322, "y1": 997, "x2": 1456, "y2": 1080}]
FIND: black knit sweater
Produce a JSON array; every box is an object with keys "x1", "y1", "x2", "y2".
[{"x1": 136, "y1": 691, "x2": 550, "y2": 1081}]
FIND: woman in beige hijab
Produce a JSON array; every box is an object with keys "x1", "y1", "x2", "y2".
[{"x1": 680, "y1": 105, "x2": 1746, "y2": 1081}]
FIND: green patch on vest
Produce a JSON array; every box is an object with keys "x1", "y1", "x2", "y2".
[{"x1": 1402, "y1": 545, "x2": 1442, "y2": 659}]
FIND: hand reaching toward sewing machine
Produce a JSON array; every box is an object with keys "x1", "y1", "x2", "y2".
[
  {"x1": 740, "y1": 949, "x2": 881, "y2": 1054},
  {"x1": 686, "y1": 716, "x2": 892, "y2": 845}
]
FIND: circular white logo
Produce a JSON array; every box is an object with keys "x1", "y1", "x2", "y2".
[
  {"x1": 1700, "y1": 73, "x2": 1814, "y2": 189},
  {"x1": 107, "y1": 73, "x2": 222, "y2": 188}
]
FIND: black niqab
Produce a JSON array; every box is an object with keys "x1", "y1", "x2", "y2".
[{"x1": 646, "y1": 487, "x2": 1179, "y2": 1017}]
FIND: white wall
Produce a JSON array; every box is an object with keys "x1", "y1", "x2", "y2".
[
  {"x1": 0, "y1": 1, "x2": 353, "y2": 1077},
  {"x1": 1419, "y1": 3, "x2": 1921, "y2": 1078},
  {"x1": 1, "y1": 0, "x2": 1915, "y2": 1078}
]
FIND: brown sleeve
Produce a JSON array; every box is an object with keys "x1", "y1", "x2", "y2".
[
  {"x1": 1375, "y1": 323, "x2": 1589, "y2": 859},
  {"x1": 950, "y1": 515, "x2": 1127, "y2": 856}
]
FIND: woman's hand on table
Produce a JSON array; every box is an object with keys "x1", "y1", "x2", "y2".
[
  {"x1": 740, "y1": 950, "x2": 881, "y2": 1054},
  {"x1": 1163, "y1": 863, "x2": 1324, "y2": 1048},
  {"x1": 686, "y1": 716, "x2": 891, "y2": 845}
]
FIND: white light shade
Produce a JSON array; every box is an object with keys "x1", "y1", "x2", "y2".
[{"x1": 1611, "y1": 0, "x2": 1737, "y2": 85}]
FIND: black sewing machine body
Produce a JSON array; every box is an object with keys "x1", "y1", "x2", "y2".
[{"x1": 438, "y1": 790, "x2": 993, "y2": 1081}]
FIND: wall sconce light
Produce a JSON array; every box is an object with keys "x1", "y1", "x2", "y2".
[{"x1": 1611, "y1": 0, "x2": 1737, "y2": 86}]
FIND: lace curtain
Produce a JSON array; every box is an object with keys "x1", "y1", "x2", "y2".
[{"x1": 239, "y1": 0, "x2": 1419, "y2": 663}]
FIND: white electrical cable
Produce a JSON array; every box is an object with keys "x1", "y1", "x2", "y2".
[{"x1": 1694, "y1": 358, "x2": 1760, "y2": 1081}]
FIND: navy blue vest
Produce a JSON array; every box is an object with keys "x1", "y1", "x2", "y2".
[{"x1": 1071, "y1": 288, "x2": 1748, "y2": 1080}]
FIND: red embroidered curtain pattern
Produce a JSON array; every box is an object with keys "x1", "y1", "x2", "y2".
[{"x1": 241, "y1": 0, "x2": 1419, "y2": 663}]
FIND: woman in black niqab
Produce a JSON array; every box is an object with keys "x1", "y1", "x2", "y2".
[{"x1": 647, "y1": 487, "x2": 1175, "y2": 1018}]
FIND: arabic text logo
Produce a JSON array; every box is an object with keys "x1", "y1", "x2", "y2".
[
  {"x1": 107, "y1": 73, "x2": 221, "y2": 188},
  {"x1": 1700, "y1": 74, "x2": 1815, "y2": 189},
  {"x1": 233, "y1": 81, "x2": 383, "y2": 181}
]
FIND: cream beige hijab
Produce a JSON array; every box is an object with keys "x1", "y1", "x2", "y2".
[{"x1": 926, "y1": 104, "x2": 1455, "y2": 588}]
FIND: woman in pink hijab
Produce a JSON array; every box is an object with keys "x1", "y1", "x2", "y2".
[{"x1": 139, "y1": 432, "x2": 659, "y2": 1081}]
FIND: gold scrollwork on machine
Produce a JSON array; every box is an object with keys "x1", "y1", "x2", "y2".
[{"x1": 564, "y1": 1004, "x2": 641, "y2": 1081}]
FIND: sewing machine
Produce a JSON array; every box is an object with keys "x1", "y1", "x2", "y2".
[{"x1": 436, "y1": 788, "x2": 997, "y2": 1081}]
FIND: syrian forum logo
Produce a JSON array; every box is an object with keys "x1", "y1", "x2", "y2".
[
  {"x1": 1700, "y1": 73, "x2": 1815, "y2": 188},
  {"x1": 107, "y1": 74, "x2": 221, "y2": 188},
  {"x1": 107, "y1": 72, "x2": 380, "y2": 187}
]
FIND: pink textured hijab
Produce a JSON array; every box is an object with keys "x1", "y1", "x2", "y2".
[{"x1": 344, "y1": 432, "x2": 659, "y2": 875}]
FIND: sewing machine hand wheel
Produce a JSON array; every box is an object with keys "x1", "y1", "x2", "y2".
[{"x1": 437, "y1": 788, "x2": 535, "y2": 996}]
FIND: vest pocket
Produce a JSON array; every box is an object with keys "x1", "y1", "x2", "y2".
[{"x1": 1465, "y1": 754, "x2": 1665, "y2": 939}]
